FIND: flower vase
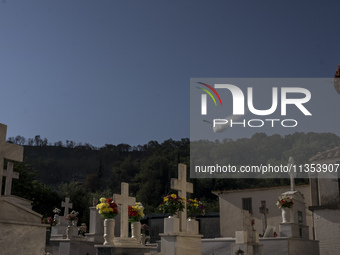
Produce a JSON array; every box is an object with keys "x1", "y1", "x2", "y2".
[
  {"x1": 131, "y1": 222, "x2": 142, "y2": 244},
  {"x1": 281, "y1": 207, "x2": 291, "y2": 223},
  {"x1": 187, "y1": 217, "x2": 199, "y2": 235},
  {"x1": 53, "y1": 214, "x2": 59, "y2": 225},
  {"x1": 66, "y1": 226, "x2": 70, "y2": 239},
  {"x1": 103, "y1": 218, "x2": 115, "y2": 245},
  {"x1": 164, "y1": 215, "x2": 179, "y2": 234}
]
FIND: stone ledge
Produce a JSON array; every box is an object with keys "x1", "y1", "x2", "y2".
[
  {"x1": 308, "y1": 204, "x2": 340, "y2": 211},
  {"x1": 159, "y1": 233, "x2": 203, "y2": 238},
  {"x1": 0, "y1": 219, "x2": 49, "y2": 228}
]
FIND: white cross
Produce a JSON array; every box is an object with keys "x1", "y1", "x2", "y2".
[
  {"x1": 0, "y1": 124, "x2": 24, "y2": 197},
  {"x1": 287, "y1": 157, "x2": 296, "y2": 191},
  {"x1": 62, "y1": 197, "x2": 73, "y2": 217},
  {"x1": 171, "y1": 163, "x2": 193, "y2": 232},
  {"x1": 113, "y1": 182, "x2": 136, "y2": 239},
  {"x1": 3, "y1": 162, "x2": 19, "y2": 195}
]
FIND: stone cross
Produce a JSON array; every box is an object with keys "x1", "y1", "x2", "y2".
[
  {"x1": 62, "y1": 197, "x2": 73, "y2": 217},
  {"x1": 287, "y1": 157, "x2": 296, "y2": 191},
  {"x1": 3, "y1": 162, "x2": 19, "y2": 195},
  {"x1": 113, "y1": 182, "x2": 136, "y2": 239},
  {"x1": 259, "y1": 200, "x2": 269, "y2": 235},
  {"x1": 0, "y1": 124, "x2": 24, "y2": 197},
  {"x1": 171, "y1": 163, "x2": 193, "y2": 232}
]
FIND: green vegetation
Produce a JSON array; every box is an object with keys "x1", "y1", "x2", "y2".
[{"x1": 4, "y1": 132, "x2": 340, "y2": 226}]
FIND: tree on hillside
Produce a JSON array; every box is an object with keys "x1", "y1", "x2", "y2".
[
  {"x1": 7, "y1": 161, "x2": 61, "y2": 217},
  {"x1": 59, "y1": 181, "x2": 91, "y2": 226}
]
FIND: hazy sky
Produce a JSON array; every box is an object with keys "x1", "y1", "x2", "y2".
[{"x1": 1, "y1": 0, "x2": 339, "y2": 147}]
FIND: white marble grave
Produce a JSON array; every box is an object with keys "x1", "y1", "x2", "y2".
[
  {"x1": 94, "y1": 182, "x2": 152, "y2": 254},
  {"x1": 112, "y1": 182, "x2": 138, "y2": 246},
  {"x1": 160, "y1": 163, "x2": 202, "y2": 255},
  {"x1": 0, "y1": 123, "x2": 47, "y2": 255},
  {"x1": 231, "y1": 210, "x2": 263, "y2": 255},
  {"x1": 51, "y1": 197, "x2": 76, "y2": 239}
]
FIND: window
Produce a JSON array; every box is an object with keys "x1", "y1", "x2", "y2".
[
  {"x1": 298, "y1": 210, "x2": 303, "y2": 224},
  {"x1": 242, "y1": 198, "x2": 252, "y2": 214}
]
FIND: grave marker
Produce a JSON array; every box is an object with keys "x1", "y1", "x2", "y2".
[
  {"x1": 3, "y1": 162, "x2": 19, "y2": 195},
  {"x1": 0, "y1": 124, "x2": 23, "y2": 197},
  {"x1": 170, "y1": 163, "x2": 193, "y2": 232},
  {"x1": 259, "y1": 200, "x2": 268, "y2": 235},
  {"x1": 287, "y1": 157, "x2": 296, "y2": 191},
  {"x1": 62, "y1": 197, "x2": 73, "y2": 217},
  {"x1": 113, "y1": 182, "x2": 136, "y2": 239}
]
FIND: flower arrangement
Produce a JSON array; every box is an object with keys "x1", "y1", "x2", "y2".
[
  {"x1": 78, "y1": 223, "x2": 87, "y2": 236},
  {"x1": 251, "y1": 219, "x2": 255, "y2": 231},
  {"x1": 65, "y1": 210, "x2": 79, "y2": 225},
  {"x1": 52, "y1": 208, "x2": 61, "y2": 225},
  {"x1": 96, "y1": 198, "x2": 119, "y2": 219},
  {"x1": 187, "y1": 198, "x2": 205, "y2": 218},
  {"x1": 276, "y1": 195, "x2": 294, "y2": 209},
  {"x1": 128, "y1": 202, "x2": 145, "y2": 223},
  {"x1": 41, "y1": 217, "x2": 53, "y2": 229},
  {"x1": 159, "y1": 194, "x2": 185, "y2": 215},
  {"x1": 53, "y1": 208, "x2": 61, "y2": 214}
]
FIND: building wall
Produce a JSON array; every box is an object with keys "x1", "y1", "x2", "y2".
[{"x1": 217, "y1": 185, "x2": 313, "y2": 238}]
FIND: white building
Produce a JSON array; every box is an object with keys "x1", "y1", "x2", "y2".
[{"x1": 213, "y1": 184, "x2": 313, "y2": 239}]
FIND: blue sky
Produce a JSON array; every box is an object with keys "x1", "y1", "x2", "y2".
[{"x1": 1, "y1": 0, "x2": 339, "y2": 147}]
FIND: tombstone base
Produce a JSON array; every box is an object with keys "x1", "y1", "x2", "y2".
[
  {"x1": 113, "y1": 237, "x2": 141, "y2": 246},
  {"x1": 235, "y1": 231, "x2": 260, "y2": 244},
  {"x1": 85, "y1": 233, "x2": 104, "y2": 243},
  {"x1": 186, "y1": 218, "x2": 199, "y2": 235},
  {"x1": 231, "y1": 243, "x2": 263, "y2": 255},
  {"x1": 279, "y1": 223, "x2": 309, "y2": 239},
  {"x1": 160, "y1": 232, "x2": 202, "y2": 255},
  {"x1": 164, "y1": 216, "x2": 180, "y2": 234},
  {"x1": 94, "y1": 245, "x2": 151, "y2": 255}
]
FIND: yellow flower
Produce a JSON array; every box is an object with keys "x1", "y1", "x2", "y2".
[
  {"x1": 164, "y1": 197, "x2": 169, "y2": 202},
  {"x1": 171, "y1": 194, "x2": 176, "y2": 199},
  {"x1": 100, "y1": 198, "x2": 106, "y2": 203}
]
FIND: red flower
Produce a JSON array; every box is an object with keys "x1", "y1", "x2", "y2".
[
  {"x1": 106, "y1": 198, "x2": 113, "y2": 203},
  {"x1": 273, "y1": 232, "x2": 277, "y2": 237}
]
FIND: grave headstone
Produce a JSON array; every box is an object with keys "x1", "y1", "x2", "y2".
[
  {"x1": 94, "y1": 182, "x2": 151, "y2": 254},
  {"x1": 259, "y1": 200, "x2": 268, "y2": 236},
  {"x1": 279, "y1": 191, "x2": 309, "y2": 239},
  {"x1": 170, "y1": 163, "x2": 193, "y2": 232},
  {"x1": 160, "y1": 163, "x2": 202, "y2": 255},
  {"x1": 0, "y1": 123, "x2": 47, "y2": 255},
  {"x1": 231, "y1": 210, "x2": 263, "y2": 255},
  {"x1": 51, "y1": 197, "x2": 74, "y2": 239},
  {"x1": 85, "y1": 206, "x2": 104, "y2": 242},
  {"x1": 112, "y1": 182, "x2": 138, "y2": 246},
  {"x1": 62, "y1": 197, "x2": 73, "y2": 218},
  {"x1": 0, "y1": 123, "x2": 23, "y2": 197},
  {"x1": 3, "y1": 161, "x2": 19, "y2": 195}
]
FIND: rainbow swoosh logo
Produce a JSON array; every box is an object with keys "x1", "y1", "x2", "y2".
[{"x1": 196, "y1": 82, "x2": 223, "y2": 106}]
